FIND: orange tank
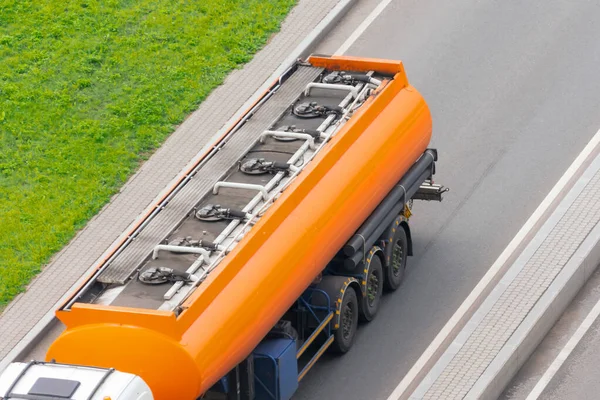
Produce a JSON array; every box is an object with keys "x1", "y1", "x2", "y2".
[{"x1": 46, "y1": 55, "x2": 432, "y2": 399}]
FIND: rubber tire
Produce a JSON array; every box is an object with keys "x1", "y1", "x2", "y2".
[
  {"x1": 359, "y1": 255, "x2": 384, "y2": 322},
  {"x1": 330, "y1": 287, "x2": 359, "y2": 354},
  {"x1": 384, "y1": 225, "x2": 408, "y2": 291}
]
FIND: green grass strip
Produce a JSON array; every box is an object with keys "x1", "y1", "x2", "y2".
[{"x1": 0, "y1": 0, "x2": 296, "y2": 307}]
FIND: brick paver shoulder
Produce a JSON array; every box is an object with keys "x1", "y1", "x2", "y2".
[{"x1": 0, "y1": 0, "x2": 342, "y2": 361}]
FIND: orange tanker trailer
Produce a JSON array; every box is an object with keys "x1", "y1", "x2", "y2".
[{"x1": 0, "y1": 55, "x2": 446, "y2": 400}]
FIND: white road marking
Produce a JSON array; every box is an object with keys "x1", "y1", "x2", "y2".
[
  {"x1": 334, "y1": 0, "x2": 394, "y2": 55},
  {"x1": 525, "y1": 290, "x2": 600, "y2": 399}
]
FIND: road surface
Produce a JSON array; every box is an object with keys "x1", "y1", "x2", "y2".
[
  {"x1": 538, "y1": 307, "x2": 600, "y2": 400},
  {"x1": 294, "y1": 0, "x2": 600, "y2": 399}
]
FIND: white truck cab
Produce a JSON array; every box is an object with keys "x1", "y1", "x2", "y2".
[{"x1": 0, "y1": 361, "x2": 153, "y2": 400}]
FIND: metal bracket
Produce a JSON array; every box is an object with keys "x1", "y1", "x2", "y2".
[
  {"x1": 152, "y1": 245, "x2": 211, "y2": 260},
  {"x1": 163, "y1": 257, "x2": 205, "y2": 300},
  {"x1": 213, "y1": 182, "x2": 269, "y2": 200},
  {"x1": 304, "y1": 82, "x2": 359, "y2": 98},
  {"x1": 413, "y1": 182, "x2": 448, "y2": 202},
  {"x1": 260, "y1": 130, "x2": 317, "y2": 150}
]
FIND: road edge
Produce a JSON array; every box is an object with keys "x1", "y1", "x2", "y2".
[
  {"x1": 468, "y1": 153, "x2": 600, "y2": 399},
  {"x1": 387, "y1": 129, "x2": 600, "y2": 400}
]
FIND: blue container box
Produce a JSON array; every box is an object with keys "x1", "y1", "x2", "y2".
[{"x1": 253, "y1": 338, "x2": 298, "y2": 400}]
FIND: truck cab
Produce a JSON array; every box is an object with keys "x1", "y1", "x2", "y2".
[{"x1": 0, "y1": 361, "x2": 152, "y2": 400}]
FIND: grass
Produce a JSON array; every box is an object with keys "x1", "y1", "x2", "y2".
[{"x1": 0, "y1": 0, "x2": 296, "y2": 307}]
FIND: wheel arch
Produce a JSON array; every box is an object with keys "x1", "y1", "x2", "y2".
[
  {"x1": 359, "y1": 245, "x2": 385, "y2": 296},
  {"x1": 312, "y1": 275, "x2": 360, "y2": 330},
  {"x1": 400, "y1": 220, "x2": 413, "y2": 256}
]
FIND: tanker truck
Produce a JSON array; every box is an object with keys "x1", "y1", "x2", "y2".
[{"x1": 0, "y1": 54, "x2": 447, "y2": 400}]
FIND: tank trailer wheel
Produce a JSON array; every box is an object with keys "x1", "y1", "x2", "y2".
[
  {"x1": 384, "y1": 222, "x2": 408, "y2": 291},
  {"x1": 359, "y1": 252, "x2": 384, "y2": 322},
  {"x1": 331, "y1": 286, "x2": 359, "y2": 354}
]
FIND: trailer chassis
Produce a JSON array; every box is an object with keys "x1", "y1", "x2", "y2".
[{"x1": 202, "y1": 149, "x2": 447, "y2": 400}]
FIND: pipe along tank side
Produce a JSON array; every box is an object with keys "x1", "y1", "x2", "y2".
[{"x1": 44, "y1": 55, "x2": 435, "y2": 400}]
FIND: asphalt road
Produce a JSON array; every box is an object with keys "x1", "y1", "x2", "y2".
[
  {"x1": 294, "y1": 1, "x2": 600, "y2": 399},
  {"x1": 539, "y1": 310, "x2": 600, "y2": 400}
]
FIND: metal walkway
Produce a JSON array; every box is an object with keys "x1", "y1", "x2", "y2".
[
  {"x1": 83, "y1": 60, "x2": 388, "y2": 314},
  {"x1": 98, "y1": 66, "x2": 323, "y2": 285}
]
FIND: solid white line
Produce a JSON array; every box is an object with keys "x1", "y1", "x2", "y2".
[
  {"x1": 525, "y1": 293, "x2": 600, "y2": 399},
  {"x1": 334, "y1": 0, "x2": 394, "y2": 55},
  {"x1": 385, "y1": 127, "x2": 600, "y2": 400}
]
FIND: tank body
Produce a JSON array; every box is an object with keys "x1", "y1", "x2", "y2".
[{"x1": 47, "y1": 56, "x2": 433, "y2": 400}]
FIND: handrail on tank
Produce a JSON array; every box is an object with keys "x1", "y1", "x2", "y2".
[{"x1": 177, "y1": 70, "x2": 404, "y2": 327}]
